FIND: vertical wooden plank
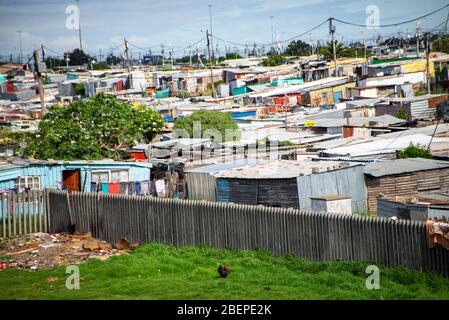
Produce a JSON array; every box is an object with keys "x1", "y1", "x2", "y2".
[
  {"x1": 1, "y1": 193, "x2": 5, "y2": 238},
  {"x1": 37, "y1": 190, "x2": 42, "y2": 233},
  {"x1": 27, "y1": 191, "x2": 32, "y2": 233},
  {"x1": 32, "y1": 191, "x2": 37, "y2": 233},
  {"x1": 6, "y1": 193, "x2": 11, "y2": 238},
  {"x1": 44, "y1": 190, "x2": 49, "y2": 233},
  {"x1": 18, "y1": 192, "x2": 23, "y2": 235},
  {"x1": 12, "y1": 193, "x2": 16, "y2": 236}
]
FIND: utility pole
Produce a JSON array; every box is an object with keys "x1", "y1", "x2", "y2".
[
  {"x1": 124, "y1": 38, "x2": 132, "y2": 89},
  {"x1": 189, "y1": 47, "x2": 192, "y2": 66},
  {"x1": 64, "y1": 51, "x2": 70, "y2": 69},
  {"x1": 33, "y1": 49, "x2": 46, "y2": 115},
  {"x1": 76, "y1": 0, "x2": 83, "y2": 50},
  {"x1": 18, "y1": 31, "x2": 23, "y2": 64},
  {"x1": 270, "y1": 16, "x2": 275, "y2": 54},
  {"x1": 208, "y1": 4, "x2": 214, "y2": 61},
  {"x1": 161, "y1": 44, "x2": 165, "y2": 66},
  {"x1": 41, "y1": 45, "x2": 47, "y2": 77},
  {"x1": 330, "y1": 18, "x2": 338, "y2": 77},
  {"x1": 99, "y1": 48, "x2": 102, "y2": 63},
  {"x1": 425, "y1": 33, "x2": 431, "y2": 94},
  {"x1": 206, "y1": 30, "x2": 216, "y2": 98},
  {"x1": 416, "y1": 21, "x2": 421, "y2": 58}
]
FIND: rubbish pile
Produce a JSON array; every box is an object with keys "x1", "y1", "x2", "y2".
[{"x1": 0, "y1": 232, "x2": 140, "y2": 270}]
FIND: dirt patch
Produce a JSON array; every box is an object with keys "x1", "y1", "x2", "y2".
[{"x1": 0, "y1": 233, "x2": 140, "y2": 271}]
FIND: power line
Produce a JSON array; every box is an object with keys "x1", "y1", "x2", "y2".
[{"x1": 334, "y1": 3, "x2": 449, "y2": 28}]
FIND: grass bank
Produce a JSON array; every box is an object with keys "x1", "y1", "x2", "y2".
[{"x1": 0, "y1": 243, "x2": 448, "y2": 300}]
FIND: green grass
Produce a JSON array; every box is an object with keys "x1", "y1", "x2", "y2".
[{"x1": 0, "y1": 243, "x2": 448, "y2": 300}]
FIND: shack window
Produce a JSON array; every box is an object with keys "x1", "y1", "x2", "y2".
[
  {"x1": 91, "y1": 171, "x2": 109, "y2": 183},
  {"x1": 111, "y1": 170, "x2": 129, "y2": 183},
  {"x1": 91, "y1": 170, "x2": 130, "y2": 183},
  {"x1": 15, "y1": 176, "x2": 41, "y2": 191}
]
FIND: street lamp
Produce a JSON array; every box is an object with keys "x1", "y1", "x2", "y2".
[
  {"x1": 209, "y1": 4, "x2": 214, "y2": 60},
  {"x1": 18, "y1": 30, "x2": 23, "y2": 64}
]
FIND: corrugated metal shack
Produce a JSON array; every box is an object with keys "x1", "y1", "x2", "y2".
[
  {"x1": 214, "y1": 160, "x2": 303, "y2": 208},
  {"x1": 364, "y1": 158, "x2": 449, "y2": 213},
  {"x1": 297, "y1": 164, "x2": 367, "y2": 213},
  {"x1": 375, "y1": 95, "x2": 448, "y2": 120},
  {"x1": 378, "y1": 193, "x2": 449, "y2": 221},
  {"x1": 185, "y1": 159, "x2": 266, "y2": 202},
  {"x1": 214, "y1": 160, "x2": 361, "y2": 210}
]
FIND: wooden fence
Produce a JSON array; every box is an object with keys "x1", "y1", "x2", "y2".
[
  {"x1": 42, "y1": 190, "x2": 449, "y2": 276},
  {"x1": 0, "y1": 190, "x2": 47, "y2": 238}
]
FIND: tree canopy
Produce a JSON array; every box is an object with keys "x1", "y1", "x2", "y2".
[
  {"x1": 173, "y1": 110, "x2": 239, "y2": 142},
  {"x1": 284, "y1": 40, "x2": 312, "y2": 56},
  {"x1": 23, "y1": 94, "x2": 164, "y2": 160},
  {"x1": 432, "y1": 36, "x2": 449, "y2": 54},
  {"x1": 260, "y1": 54, "x2": 287, "y2": 67}
]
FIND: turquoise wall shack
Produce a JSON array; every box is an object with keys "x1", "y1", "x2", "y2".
[
  {"x1": 0, "y1": 160, "x2": 152, "y2": 193},
  {"x1": 232, "y1": 86, "x2": 249, "y2": 96},
  {"x1": 272, "y1": 78, "x2": 304, "y2": 86}
]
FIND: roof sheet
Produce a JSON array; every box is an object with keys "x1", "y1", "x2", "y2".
[
  {"x1": 364, "y1": 158, "x2": 449, "y2": 177},
  {"x1": 186, "y1": 158, "x2": 267, "y2": 174},
  {"x1": 213, "y1": 160, "x2": 357, "y2": 179}
]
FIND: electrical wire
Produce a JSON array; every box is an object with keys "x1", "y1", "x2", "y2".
[{"x1": 333, "y1": 3, "x2": 449, "y2": 28}]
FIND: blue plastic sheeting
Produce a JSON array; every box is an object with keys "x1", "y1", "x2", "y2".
[{"x1": 231, "y1": 111, "x2": 256, "y2": 119}]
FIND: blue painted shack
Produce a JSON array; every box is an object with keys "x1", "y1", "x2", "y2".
[{"x1": 0, "y1": 160, "x2": 152, "y2": 193}]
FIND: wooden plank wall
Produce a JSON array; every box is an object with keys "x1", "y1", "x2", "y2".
[{"x1": 366, "y1": 168, "x2": 449, "y2": 213}]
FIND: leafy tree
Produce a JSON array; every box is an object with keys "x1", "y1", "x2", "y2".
[
  {"x1": 92, "y1": 62, "x2": 110, "y2": 70},
  {"x1": 224, "y1": 53, "x2": 242, "y2": 60},
  {"x1": 319, "y1": 41, "x2": 346, "y2": 61},
  {"x1": 432, "y1": 36, "x2": 449, "y2": 54},
  {"x1": 45, "y1": 57, "x2": 65, "y2": 68},
  {"x1": 260, "y1": 54, "x2": 287, "y2": 67},
  {"x1": 106, "y1": 54, "x2": 124, "y2": 65},
  {"x1": 173, "y1": 110, "x2": 239, "y2": 142},
  {"x1": 69, "y1": 49, "x2": 92, "y2": 66},
  {"x1": 23, "y1": 94, "x2": 164, "y2": 160},
  {"x1": 398, "y1": 143, "x2": 433, "y2": 159},
  {"x1": 284, "y1": 40, "x2": 312, "y2": 56}
]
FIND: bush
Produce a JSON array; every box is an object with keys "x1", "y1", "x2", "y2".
[
  {"x1": 260, "y1": 54, "x2": 286, "y2": 67},
  {"x1": 397, "y1": 143, "x2": 433, "y2": 159}
]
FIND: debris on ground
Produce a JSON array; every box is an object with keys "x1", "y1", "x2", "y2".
[{"x1": 0, "y1": 232, "x2": 141, "y2": 270}]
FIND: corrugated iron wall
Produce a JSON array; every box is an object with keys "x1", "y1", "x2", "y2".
[
  {"x1": 298, "y1": 166, "x2": 367, "y2": 213},
  {"x1": 186, "y1": 172, "x2": 217, "y2": 202},
  {"x1": 46, "y1": 190, "x2": 449, "y2": 277},
  {"x1": 216, "y1": 178, "x2": 299, "y2": 209}
]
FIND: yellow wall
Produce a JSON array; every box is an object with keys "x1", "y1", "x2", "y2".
[
  {"x1": 402, "y1": 60, "x2": 435, "y2": 76},
  {"x1": 305, "y1": 82, "x2": 356, "y2": 106},
  {"x1": 328, "y1": 58, "x2": 368, "y2": 68}
]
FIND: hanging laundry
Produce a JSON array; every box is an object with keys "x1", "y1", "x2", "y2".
[
  {"x1": 120, "y1": 182, "x2": 128, "y2": 194},
  {"x1": 155, "y1": 179, "x2": 166, "y2": 197},
  {"x1": 135, "y1": 181, "x2": 142, "y2": 195},
  {"x1": 128, "y1": 182, "x2": 136, "y2": 195},
  {"x1": 109, "y1": 183, "x2": 120, "y2": 195},
  {"x1": 101, "y1": 182, "x2": 109, "y2": 194},
  {"x1": 140, "y1": 181, "x2": 149, "y2": 195},
  {"x1": 149, "y1": 181, "x2": 157, "y2": 196},
  {"x1": 91, "y1": 182, "x2": 98, "y2": 193}
]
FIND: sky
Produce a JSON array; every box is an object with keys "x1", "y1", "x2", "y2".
[{"x1": 0, "y1": 0, "x2": 448, "y2": 61}]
